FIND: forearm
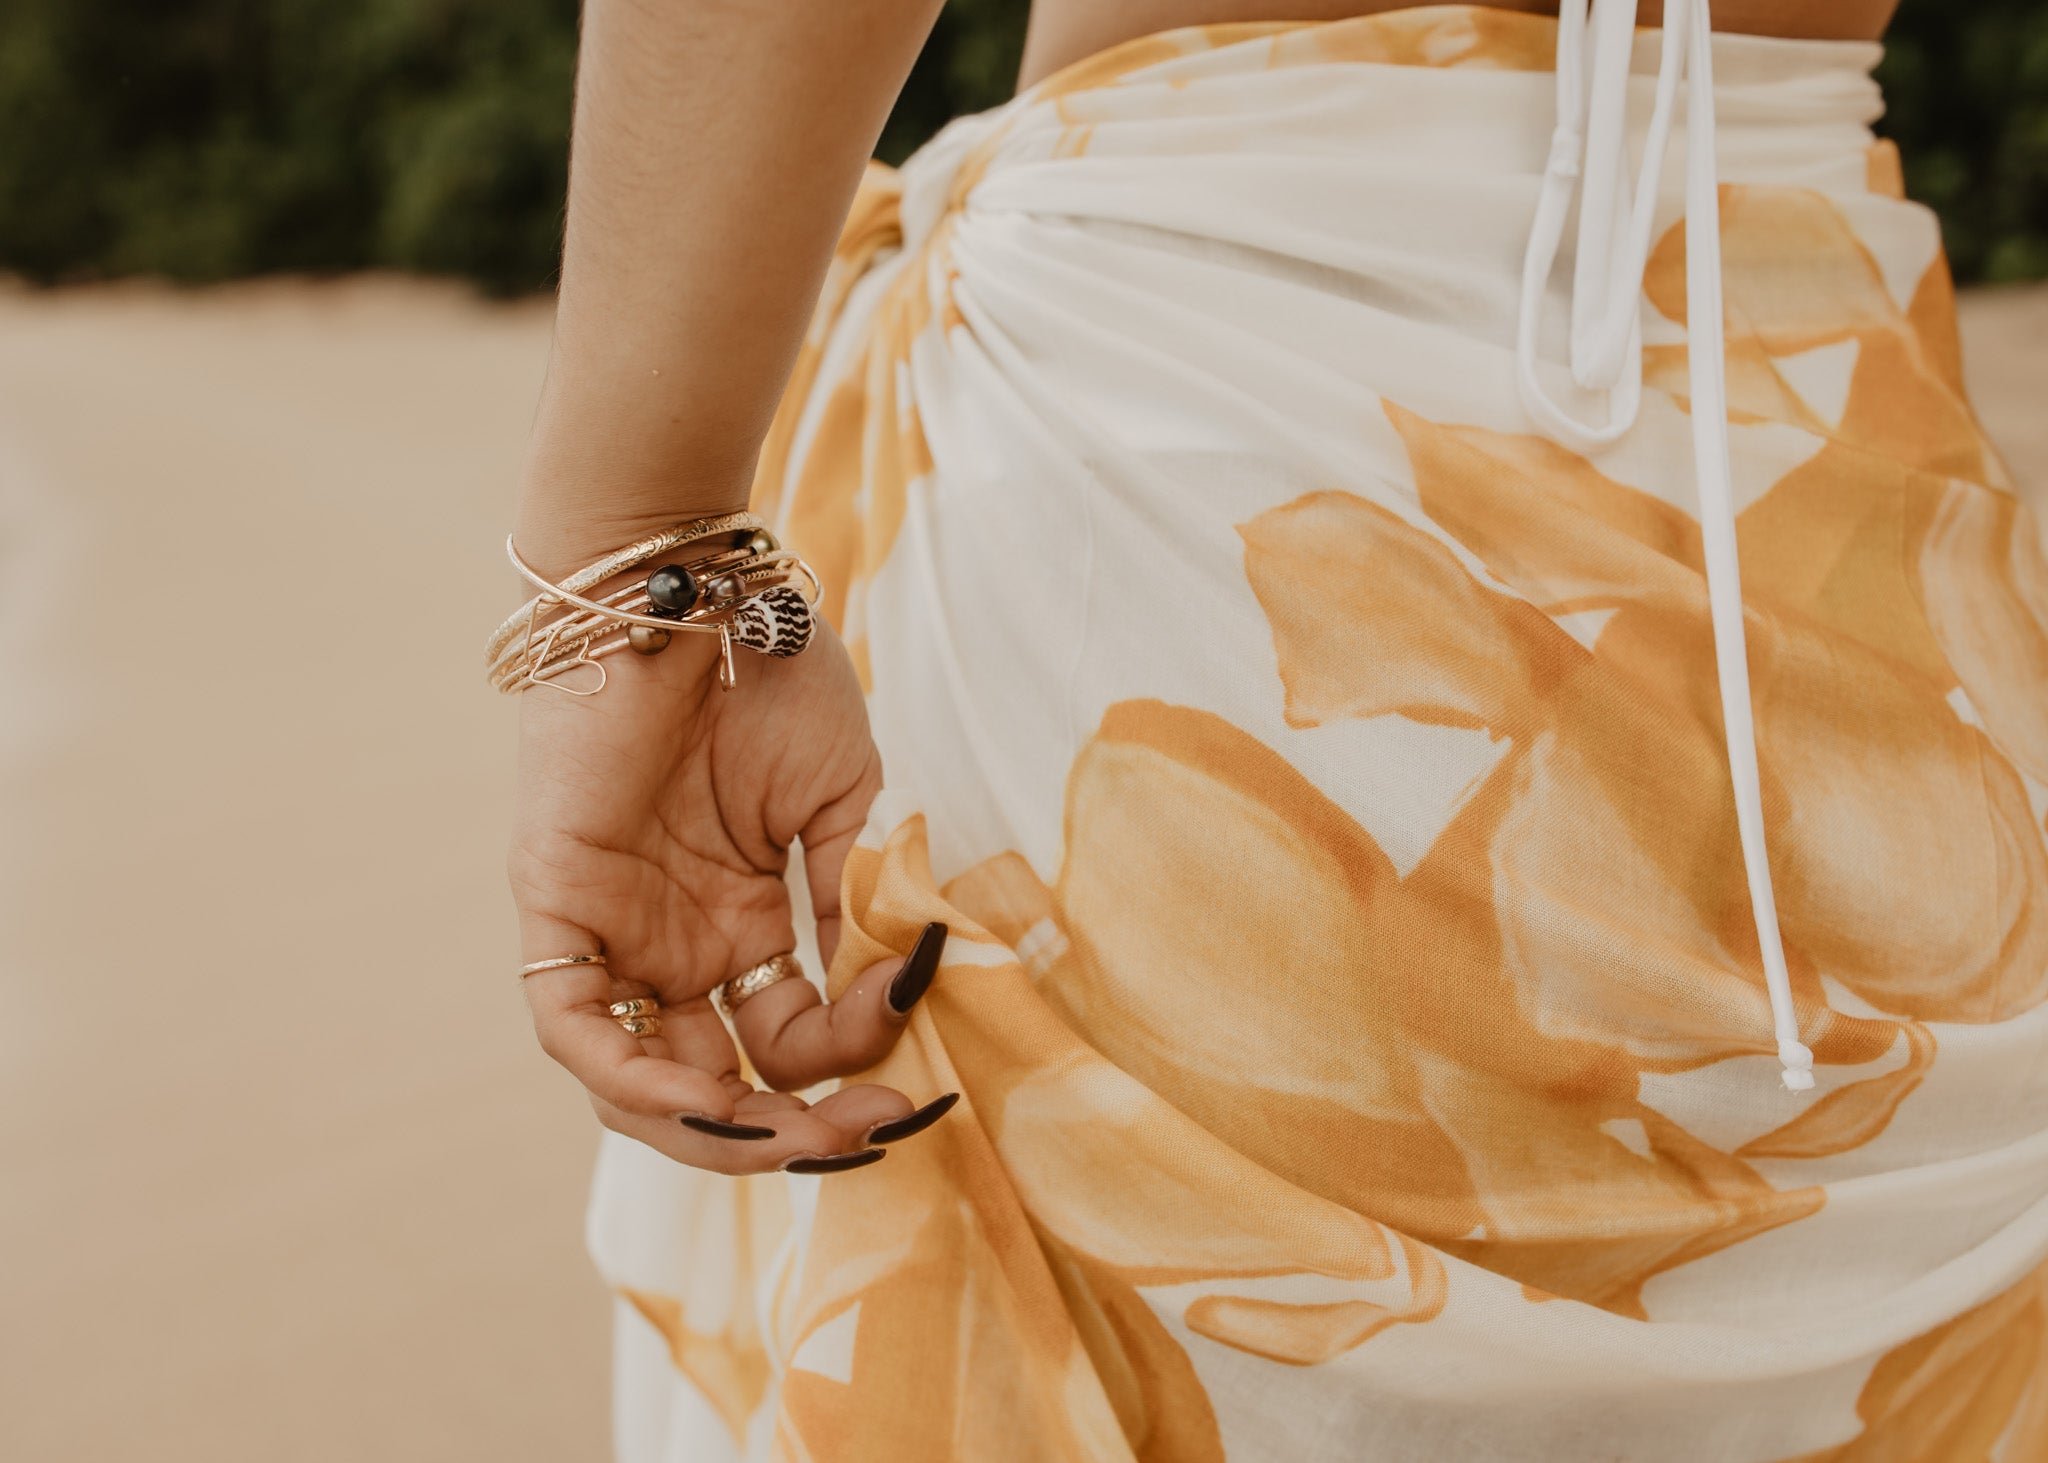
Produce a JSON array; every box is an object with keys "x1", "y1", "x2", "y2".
[{"x1": 518, "y1": 0, "x2": 943, "y2": 576}]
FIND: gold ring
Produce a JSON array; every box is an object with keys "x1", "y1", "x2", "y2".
[
  {"x1": 618, "y1": 1015, "x2": 662, "y2": 1038},
  {"x1": 521, "y1": 953, "x2": 606, "y2": 980},
  {"x1": 609, "y1": 998, "x2": 657, "y2": 1019},
  {"x1": 716, "y1": 952, "x2": 803, "y2": 1019}
]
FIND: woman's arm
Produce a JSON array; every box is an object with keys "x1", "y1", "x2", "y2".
[
  {"x1": 506, "y1": 1, "x2": 956, "y2": 1177},
  {"x1": 517, "y1": 0, "x2": 945, "y2": 577}
]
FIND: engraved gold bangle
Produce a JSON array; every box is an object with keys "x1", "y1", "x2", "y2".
[
  {"x1": 503, "y1": 536, "x2": 734, "y2": 638},
  {"x1": 715, "y1": 953, "x2": 804, "y2": 1019},
  {"x1": 483, "y1": 512, "x2": 765, "y2": 664}
]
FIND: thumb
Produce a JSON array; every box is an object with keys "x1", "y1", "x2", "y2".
[{"x1": 727, "y1": 921, "x2": 949, "y2": 1092}]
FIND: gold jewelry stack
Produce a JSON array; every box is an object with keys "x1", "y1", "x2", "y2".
[
  {"x1": 485, "y1": 511, "x2": 820, "y2": 696},
  {"x1": 517, "y1": 947, "x2": 800, "y2": 1032},
  {"x1": 517, "y1": 952, "x2": 665, "y2": 1036}
]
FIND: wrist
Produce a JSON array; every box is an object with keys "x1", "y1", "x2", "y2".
[
  {"x1": 513, "y1": 340, "x2": 772, "y2": 579},
  {"x1": 513, "y1": 467, "x2": 756, "y2": 582}
]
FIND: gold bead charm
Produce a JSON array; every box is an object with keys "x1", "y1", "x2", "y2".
[{"x1": 627, "y1": 624, "x2": 672, "y2": 655}]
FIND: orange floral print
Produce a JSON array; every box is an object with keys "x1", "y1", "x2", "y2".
[
  {"x1": 594, "y1": 11, "x2": 2048, "y2": 1461},
  {"x1": 1786, "y1": 1261, "x2": 2048, "y2": 1461}
]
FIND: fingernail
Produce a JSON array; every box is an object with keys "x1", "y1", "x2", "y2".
[
  {"x1": 679, "y1": 1114, "x2": 776, "y2": 1141},
  {"x1": 886, "y1": 921, "x2": 949, "y2": 1017},
  {"x1": 782, "y1": 1149, "x2": 887, "y2": 1175},
  {"x1": 864, "y1": 1091, "x2": 960, "y2": 1146}
]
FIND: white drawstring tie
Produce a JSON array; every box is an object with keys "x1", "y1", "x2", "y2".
[{"x1": 1516, "y1": 0, "x2": 1814, "y2": 1092}]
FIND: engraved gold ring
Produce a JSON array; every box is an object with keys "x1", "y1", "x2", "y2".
[{"x1": 716, "y1": 953, "x2": 804, "y2": 1019}]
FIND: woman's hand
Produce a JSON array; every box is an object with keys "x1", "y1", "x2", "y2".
[{"x1": 507, "y1": 615, "x2": 953, "y2": 1175}]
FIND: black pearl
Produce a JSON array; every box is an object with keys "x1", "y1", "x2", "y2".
[{"x1": 645, "y1": 563, "x2": 698, "y2": 617}]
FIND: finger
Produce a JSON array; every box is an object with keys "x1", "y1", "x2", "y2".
[
  {"x1": 524, "y1": 962, "x2": 736, "y2": 1123},
  {"x1": 798, "y1": 769, "x2": 881, "y2": 972},
  {"x1": 589, "y1": 1087, "x2": 903, "y2": 1175},
  {"x1": 675, "y1": 1081, "x2": 802, "y2": 1139},
  {"x1": 733, "y1": 1089, "x2": 807, "y2": 1115},
  {"x1": 518, "y1": 908, "x2": 762, "y2": 1125},
  {"x1": 732, "y1": 922, "x2": 948, "y2": 1092},
  {"x1": 814, "y1": 1083, "x2": 962, "y2": 1147},
  {"x1": 652, "y1": 994, "x2": 751, "y2": 1087}
]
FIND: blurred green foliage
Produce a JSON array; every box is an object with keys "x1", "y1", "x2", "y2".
[
  {"x1": 1878, "y1": 0, "x2": 2048, "y2": 283},
  {"x1": 0, "y1": 0, "x2": 581, "y2": 291},
  {"x1": 879, "y1": 0, "x2": 1029, "y2": 169},
  {"x1": 0, "y1": 0, "x2": 2037, "y2": 293}
]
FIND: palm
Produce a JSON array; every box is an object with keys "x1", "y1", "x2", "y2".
[{"x1": 512, "y1": 618, "x2": 879, "y2": 1013}]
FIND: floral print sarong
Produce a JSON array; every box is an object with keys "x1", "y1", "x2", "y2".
[{"x1": 590, "y1": 9, "x2": 2048, "y2": 1460}]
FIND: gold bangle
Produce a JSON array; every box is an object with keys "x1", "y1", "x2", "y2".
[
  {"x1": 487, "y1": 517, "x2": 820, "y2": 698},
  {"x1": 504, "y1": 536, "x2": 733, "y2": 637},
  {"x1": 483, "y1": 557, "x2": 818, "y2": 694},
  {"x1": 483, "y1": 512, "x2": 765, "y2": 664}
]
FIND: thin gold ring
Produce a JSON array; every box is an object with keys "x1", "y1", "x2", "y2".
[
  {"x1": 521, "y1": 953, "x2": 606, "y2": 980},
  {"x1": 716, "y1": 953, "x2": 804, "y2": 1019}
]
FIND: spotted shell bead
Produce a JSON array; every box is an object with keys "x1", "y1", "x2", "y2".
[{"x1": 728, "y1": 585, "x2": 815, "y2": 659}]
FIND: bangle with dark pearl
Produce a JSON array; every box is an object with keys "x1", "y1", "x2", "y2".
[{"x1": 645, "y1": 563, "x2": 700, "y2": 617}]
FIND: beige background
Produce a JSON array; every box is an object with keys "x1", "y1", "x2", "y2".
[{"x1": 0, "y1": 278, "x2": 2041, "y2": 1461}]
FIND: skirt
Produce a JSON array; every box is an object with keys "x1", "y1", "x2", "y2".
[{"x1": 589, "y1": 8, "x2": 2048, "y2": 1459}]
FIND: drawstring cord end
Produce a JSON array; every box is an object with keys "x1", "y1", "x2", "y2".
[{"x1": 1777, "y1": 1038, "x2": 1816, "y2": 1092}]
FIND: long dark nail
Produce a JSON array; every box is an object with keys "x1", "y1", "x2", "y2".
[
  {"x1": 679, "y1": 1114, "x2": 776, "y2": 1141},
  {"x1": 865, "y1": 1091, "x2": 960, "y2": 1146},
  {"x1": 783, "y1": 1149, "x2": 887, "y2": 1175},
  {"x1": 886, "y1": 921, "x2": 949, "y2": 1016}
]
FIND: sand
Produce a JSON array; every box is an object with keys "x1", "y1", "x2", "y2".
[{"x1": 0, "y1": 276, "x2": 2042, "y2": 1461}]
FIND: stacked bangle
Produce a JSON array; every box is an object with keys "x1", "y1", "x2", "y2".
[{"x1": 486, "y1": 512, "x2": 820, "y2": 696}]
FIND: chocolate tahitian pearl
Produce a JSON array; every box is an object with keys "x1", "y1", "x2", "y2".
[
  {"x1": 627, "y1": 624, "x2": 672, "y2": 655},
  {"x1": 645, "y1": 563, "x2": 699, "y2": 617}
]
